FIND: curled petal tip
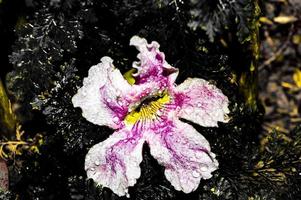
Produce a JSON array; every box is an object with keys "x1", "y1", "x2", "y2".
[
  {"x1": 100, "y1": 56, "x2": 113, "y2": 63},
  {"x1": 130, "y1": 35, "x2": 147, "y2": 48}
]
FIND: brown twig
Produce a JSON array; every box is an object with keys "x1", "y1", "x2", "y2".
[{"x1": 259, "y1": 24, "x2": 295, "y2": 71}]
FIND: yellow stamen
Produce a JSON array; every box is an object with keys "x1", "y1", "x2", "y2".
[{"x1": 124, "y1": 92, "x2": 170, "y2": 125}]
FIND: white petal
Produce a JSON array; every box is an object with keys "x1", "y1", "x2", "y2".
[
  {"x1": 175, "y1": 78, "x2": 230, "y2": 127},
  {"x1": 144, "y1": 118, "x2": 218, "y2": 193},
  {"x1": 85, "y1": 128, "x2": 144, "y2": 197},
  {"x1": 72, "y1": 57, "x2": 132, "y2": 129}
]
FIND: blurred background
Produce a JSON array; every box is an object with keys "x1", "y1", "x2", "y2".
[{"x1": 259, "y1": 0, "x2": 301, "y2": 134}]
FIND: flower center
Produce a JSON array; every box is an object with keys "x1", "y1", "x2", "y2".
[{"x1": 124, "y1": 92, "x2": 170, "y2": 125}]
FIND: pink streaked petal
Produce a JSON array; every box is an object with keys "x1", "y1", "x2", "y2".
[
  {"x1": 129, "y1": 36, "x2": 179, "y2": 84},
  {"x1": 85, "y1": 128, "x2": 144, "y2": 197},
  {"x1": 144, "y1": 119, "x2": 218, "y2": 193},
  {"x1": 72, "y1": 57, "x2": 132, "y2": 129},
  {"x1": 175, "y1": 78, "x2": 230, "y2": 127}
]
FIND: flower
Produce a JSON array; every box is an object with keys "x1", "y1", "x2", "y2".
[{"x1": 72, "y1": 36, "x2": 230, "y2": 197}]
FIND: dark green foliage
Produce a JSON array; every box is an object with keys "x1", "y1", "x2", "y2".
[
  {"x1": 2, "y1": 0, "x2": 300, "y2": 199},
  {"x1": 6, "y1": 1, "x2": 82, "y2": 121},
  {"x1": 250, "y1": 126, "x2": 301, "y2": 199},
  {"x1": 188, "y1": 0, "x2": 255, "y2": 43}
]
